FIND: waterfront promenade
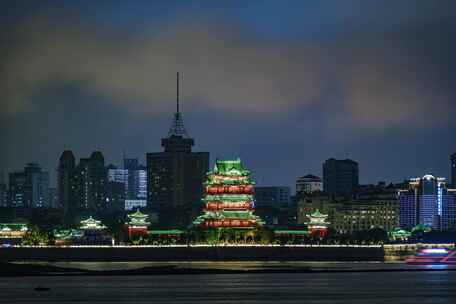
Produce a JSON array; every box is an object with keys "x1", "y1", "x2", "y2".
[{"x1": 0, "y1": 244, "x2": 384, "y2": 262}]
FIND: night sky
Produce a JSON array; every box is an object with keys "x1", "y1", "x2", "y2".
[{"x1": 1, "y1": 1, "x2": 455, "y2": 190}]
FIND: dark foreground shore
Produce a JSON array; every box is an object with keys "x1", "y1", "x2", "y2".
[
  {"x1": 0, "y1": 246, "x2": 383, "y2": 262},
  {"x1": 2, "y1": 260, "x2": 456, "y2": 277}
]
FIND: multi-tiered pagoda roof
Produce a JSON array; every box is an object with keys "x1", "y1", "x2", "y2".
[
  {"x1": 126, "y1": 209, "x2": 150, "y2": 228},
  {"x1": 305, "y1": 209, "x2": 330, "y2": 237},
  {"x1": 305, "y1": 209, "x2": 330, "y2": 229},
  {"x1": 80, "y1": 216, "x2": 107, "y2": 230},
  {"x1": 126, "y1": 209, "x2": 150, "y2": 239},
  {"x1": 193, "y1": 159, "x2": 265, "y2": 228}
]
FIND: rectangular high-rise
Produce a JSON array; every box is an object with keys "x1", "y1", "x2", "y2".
[
  {"x1": 323, "y1": 158, "x2": 359, "y2": 196},
  {"x1": 9, "y1": 163, "x2": 49, "y2": 208},
  {"x1": 0, "y1": 182, "x2": 7, "y2": 207},
  {"x1": 72, "y1": 151, "x2": 107, "y2": 211},
  {"x1": 147, "y1": 74, "x2": 209, "y2": 227},
  {"x1": 9, "y1": 172, "x2": 26, "y2": 207},
  {"x1": 147, "y1": 135, "x2": 209, "y2": 227},
  {"x1": 399, "y1": 175, "x2": 456, "y2": 231},
  {"x1": 57, "y1": 150, "x2": 76, "y2": 213},
  {"x1": 254, "y1": 187, "x2": 290, "y2": 208},
  {"x1": 31, "y1": 171, "x2": 50, "y2": 208},
  {"x1": 107, "y1": 158, "x2": 147, "y2": 210}
]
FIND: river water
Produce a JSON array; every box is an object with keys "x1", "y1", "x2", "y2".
[{"x1": 1, "y1": 262, "x2": 456, "y2": 303}]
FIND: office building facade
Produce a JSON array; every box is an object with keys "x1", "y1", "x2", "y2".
[
  {"x1": 9, "y1": 172, "x2": 26, "y2": 207},
  {"x1": 298, "y1": 190, "x2": 399, "y2": 234},
  {"x1": 253, "y1": 186, "x2": 291, "y2": 225},
  {"x1": 323, "y1": 158, "x2": 359, "y2": 196},
  {"x1": 0, "y1": 182, "x2": 7, "y2": 207},
  {"x1": 399, "y1": 175, "x2": 456, "y2": 231},
  {"x1": 296, "y1": 174, "x2": 323, "y2": 194},
  {"x1": 254, "y1": 187, "x2": 290, "y2": 208},
  {"x1": 9, "y1": 163, "x2": 50, "y2": 208},
  {"x1": 106, "y1": 181, "x2": 125, "y2": 212},
  {"x1": 48, "y1": 187, "x2": 59, "y2": 209},
  {"x1": 57, "y1": 150, "x2": 76, "y2": 213},
  {"x1": 107, "y1": 158, "x2": 147, "y2": 210},
  {"x1": 31, "y1": 171, "x2": 50, "y2": 208},
  {"x1": 72, "y1": 151, "x2": 107, "y2": 211}
]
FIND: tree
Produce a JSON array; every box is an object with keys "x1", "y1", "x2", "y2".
[
  {"x1": 367, "y1": 228, "x2": 388, "y2": 244},
  {"x1": 258, "y1": 227, "x2": 274, "y2": 244},
  {"x1": 205, "y1": 228, "x2": 220, "y2": 245},
  {"x1": 22, "y1": 225, "x2": 49, "y2": 246}
]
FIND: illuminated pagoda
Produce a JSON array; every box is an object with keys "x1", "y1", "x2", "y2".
[
  {"x1": 53, "y1": 229, "x2": 83, "y2": 246},
  {"x1": 193, "y1": 159, "x2": 265, "y2": 228},
  {"x1": 78, "y1": 216, "x2": 110, "y2": 245},
  {"x1": 0, "y1": 223, "x2": 28, "y2": 245},
  {"x1": 389, "y1": 228, "x2": 412, "y2": 241},
  {"x1": 80, "y1": 216, "x2": 107, "y2": 231},
  {"x1": 126, "y1": 209, "x2": 150, "y2": 238},
  {"x1": 305, "y1": 209, "x2": 330, "y2": 237}
]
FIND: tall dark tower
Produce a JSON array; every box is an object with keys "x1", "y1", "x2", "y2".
[
  {"x1": 147, "y1": 73, "x2": 209, "y2": 227},
  {"x1": 57, "y1": 150, "x2": 76, "y2": 214}
]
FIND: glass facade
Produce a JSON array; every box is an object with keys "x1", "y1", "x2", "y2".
[
  {"x1": 399, "y1": 190, "x2": 417, "y2": 229},
  {"x1": 399, "y1": 175, "x2": 456, "y2": 231},
  {"x1": 107, "y1": 158, "x2": 147, "y2": 210}
]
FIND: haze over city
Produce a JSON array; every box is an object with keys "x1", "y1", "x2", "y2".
[{"x1": 1, "y1": 1, "x2": 456, "y2": 188}]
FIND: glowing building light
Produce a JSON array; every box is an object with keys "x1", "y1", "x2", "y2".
[
  {"x1": 421, "y1": 248, "x2": 448, "y2": 254},
  {"x1": 193, "y1": 159, "x2": 265, "y2": 228}
]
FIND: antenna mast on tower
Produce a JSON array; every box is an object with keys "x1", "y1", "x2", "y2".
[
  {"x1": 167, "y1": 72, "x2": 189, "y2": 138},
  {"x1": 177, "y1": 72, "x2": 180, "y2": 114}
]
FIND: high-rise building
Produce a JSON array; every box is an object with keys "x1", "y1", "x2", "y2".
[
  {"x1": 107, "y1": 158, "x2": 147, "y2": 210},
  {"x1": 254, "y1": 187, "x2": 290, "y2": 208},
  {"x1": 48, "y1": 187, "x2": 59, "y2": 208},
  {"x1": 73, "y1": 151, "x2": 107, "y2": 211},
  {"x1": 147, "y1": 73, "x2": 209, "y2": 227},
  {"x1": 106, "y1": 181, "x2": 125, "y2": 212},
  {"x1": 399, "y1": 175, "x2": 456, "y2": 231},
  {"x1": 9, "y1": 163, "x2": 49, "y2": 208},
  {"x1": 9, "y1": 172, "x2": 26, "y2": 207},
  {"x1": 57, "y1": 150, "x2": 76, "y2": 213},
  {"x1": 323, "y1": 158, "x2": 359, "y2": 196},
  {"x1": 296, "y1": 174, "x2": 323, "y2": 194},
  {"x1": 31, "y1": 171, "x2": 50, "y2": 208},
  {"x1": 451, "y1": 153, "x2": 456, "y2": 188},
  {"x1": 254, "y1": 186, "x2": 291, "y2": 225},
  {"x1": 0, "y1": 182, "x2": 7, "y2": 207}
]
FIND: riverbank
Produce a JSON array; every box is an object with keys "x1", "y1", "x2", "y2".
[{"x1": 0, "y1": 245, "x2": 383, "y2": 262}]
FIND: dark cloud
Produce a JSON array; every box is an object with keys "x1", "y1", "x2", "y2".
[
  {"x1": 2, "y1": 9, "x2": 455, "y2": 128},
  {"x1": 1, "y1": 2, "x2": 455, "y2": 187}
]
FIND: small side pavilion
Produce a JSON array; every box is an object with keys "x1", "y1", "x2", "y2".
[{"x1": 126, "y1": 209, "x2": 150, "y2": 239}]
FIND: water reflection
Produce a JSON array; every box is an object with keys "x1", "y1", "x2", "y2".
[
  {"x1": 12, "y1": 260, "x2": 456, "y2": 272},
  {"x1": 1, "y1": 272, "x2": 456, "y2": 304}
]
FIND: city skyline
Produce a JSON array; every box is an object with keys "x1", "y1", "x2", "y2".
[
  {"x1": 2, "y1": 3, "x2": 456, "y2": 303},
  {"x1": 1, "y1": 1, "x2": 456, "y2": 189}
]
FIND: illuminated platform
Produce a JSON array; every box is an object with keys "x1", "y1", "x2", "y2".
[{"x1": 405, "y1": 248, "x2": 456, "y2": 265}]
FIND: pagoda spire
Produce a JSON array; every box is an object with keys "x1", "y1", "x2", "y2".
[{"x1": 168, "y1": 72, "x2": 189, "y2": 138}]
